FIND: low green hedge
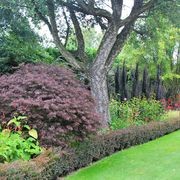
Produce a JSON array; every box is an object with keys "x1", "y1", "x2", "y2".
[{"x1": 0, "y1": 118, "x2": 180, "y2": 179}]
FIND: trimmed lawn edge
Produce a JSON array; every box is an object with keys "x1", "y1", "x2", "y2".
[{"x1": 0, "y1": 117, "x2": 180, "y2": 179}]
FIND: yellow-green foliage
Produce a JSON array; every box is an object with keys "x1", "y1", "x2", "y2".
[
  {"x1": 110, "y1": 98, "x2": 165, "y2": 130},
  {"x1": 0, "y1": 116, "x2": 42, "y2": 163}
]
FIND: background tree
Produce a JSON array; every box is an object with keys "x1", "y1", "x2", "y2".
[
  {"x1": 0, "y1": 0, "x2": 56, "y2": 74},
  {"x1": 115, "y1": 66, "x2": 121, "y2": 100},
  {"x1": 113, "y1": 4, "x2": 179, "y2": 101},
  {"x1": 142, "y1": 66, "x2": 149, "y2": 98},
  {"x1": 132, "y1": 63, "x2": 139, "y2": 97},
  {"x1": 121, "y1": 61, "x2": 128, "y2": 101}
]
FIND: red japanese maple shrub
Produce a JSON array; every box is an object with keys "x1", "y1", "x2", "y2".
[{"x1": 0, "y1": 64, "x2": 100, "y2": 147}]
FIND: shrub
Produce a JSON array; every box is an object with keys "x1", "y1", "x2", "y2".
[
  {"x1": 110, "y1": 97, "x2": 165, "y2": 130},
  {"x1": 137, "y1": 98, "x2": 165, "y2": 121},
  {"x1": 0, "y1": 118, "x2": 179, "y2": 179},
  {"x1": 0, "y1": 116, "x2": 42, "y2": 163},
  {"x1": 0, "y1": 64, "x2": 100, "y2": 147},
  {"x1": 160, "y1": 95, "x2": 180, "y2": 111},
  {"x1": 0, "y1": 32, "x2": 54, "y2": 74}
]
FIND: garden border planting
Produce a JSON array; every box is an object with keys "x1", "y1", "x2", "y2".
[{"x1": 0, "y1": 118, "x2": 179, "y2": 179}]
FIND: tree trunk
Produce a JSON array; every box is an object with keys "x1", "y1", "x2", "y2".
[
  {"x1": 115, "y1": 66, "x2": 121, "y2": 100},
  {"x1": 121, "y1": 62, "x2": 128, "y2": 101},
  {"x1": 90, "y1": 71, "x2": 110, "y2": 128},
  {"x1": 142, "y1": 66, "x2": 149, "y2": 98},
  {"x1": 132, "y1": 63, "x2": 139, "y2": 97},
  {"x1": 156, "y1": 65, "x2": 163, "y2": 100}
]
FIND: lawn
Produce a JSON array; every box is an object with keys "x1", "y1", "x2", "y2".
[{"x1": 66, "y1": 130, "x2": 180, "y2": 180}]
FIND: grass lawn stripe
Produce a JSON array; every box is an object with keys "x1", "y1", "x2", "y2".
[{"x1": 66, "y1": 130, "x2": 180, "y2": 180}]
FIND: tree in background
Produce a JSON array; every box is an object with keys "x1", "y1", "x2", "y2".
[
  {"x1": 0, "y1": 1, "x2": 55, "y2": 74},
  {"x1": 121, "y1": 61, "x2": 128, "y2": 101},
  {"x1": 142, "y1": 66, "x2": 149, "y2": 98},
  {"x1": 114, "y1": 4, "x2": 179, "y2": 102},
  {"x1": 156, "y1": 64, "x2": 163, "y2": 100},
  {"x1": 132, "y1": 63, "x2": 139, "y2": 97},
  {"x1": 115, "y1": 66, "x2": 121, "y2": 100}
]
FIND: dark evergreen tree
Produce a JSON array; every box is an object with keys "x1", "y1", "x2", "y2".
[
  {"x1": 121, "y1": 62, "x2": 128, "y2": 101},
  {"x1": 156, "y1": 65, "x2": 163, "y2": 100},
  {"x1": 142, "y1": 66, "x2": 149, "y2": 98},
  {"x1": 115, "y1": 66, "x2": 121, "y2": 100},
  {"x1": 132, "y1": 63, "x2": 139, "y2": 97}
]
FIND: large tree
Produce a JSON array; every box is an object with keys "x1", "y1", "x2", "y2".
[{"x1": 2, "y1": 0, "x2": 175, "y2": 126}]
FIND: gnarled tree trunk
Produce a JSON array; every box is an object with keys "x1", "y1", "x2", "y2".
[{"x1": 90, "y1": 71, "x2": 110, "y2": 127}]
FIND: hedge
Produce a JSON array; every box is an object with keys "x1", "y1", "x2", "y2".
[{"x1": 0, "y1": 118, "x2": 180, "y2": 179}]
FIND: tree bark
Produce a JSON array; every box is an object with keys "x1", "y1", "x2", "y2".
[
  {"x1": 115, "y1": 66, "x2": 121, "y2": 100},
  {"x1": 156, "y1": 65, "x2": 163, "y2": 100},
  {"x1": 121, "y1": 61, "x2": 128, "y2": 101},
  {"x1": 89, "y1": 24, "x2": 118, "y2": 127},
  {"x1": 142, "y1": 66, "x2": 149, "y2": 98},
  {"x1": 132, "y1": 63, "x2": 139, "y2": 97},
  {"x1": 90, "y1": 70, "x2": 110, "y2": 127}
]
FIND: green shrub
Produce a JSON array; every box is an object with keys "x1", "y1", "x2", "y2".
[
  {"x1": 138, "y1": 98, "x2": 165, "y2": 121},
  {"x1": 0, "y1": 116, "x2": 42, "y2": 163},
  {"x1": 110, "y1": 98, "x2": 165, "y2": 130}
]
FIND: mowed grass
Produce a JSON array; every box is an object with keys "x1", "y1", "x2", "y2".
[{"x1": 66, "y1": 130, "x2": 180, "y2": 180}]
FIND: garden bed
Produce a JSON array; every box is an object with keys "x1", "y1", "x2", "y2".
[{"x1": 0, "y1": 117, "x2": 180, "y2": 179}]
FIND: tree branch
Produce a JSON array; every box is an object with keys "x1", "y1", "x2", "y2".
[
  {"x1": 95, "y1": 16, "x2": 107, "y2": 30},
  {"x1": 45, "y1": 0, "x2": 84, "y2": 70},
  {"x1": 118, "y1": 0, "x2": 155, "y2": 28},
  {"x1": 69, "y1": 8, "x2": 86, "y2": 60},
  {"x1": 104, "y1": 1, "x2": 156, "y2": 72},
  {"x1": 111, "y1": 0, "x2": 123, "y2": 20},
  {"x1": 62, "y1": 8, "x2": 70, "y2": 47},
  {"x1": 31, "y1": 0, "x2": 53, "y2": 34},
  {"x1": 105, "y1": 22, "x2": 135, "y2": 72},
  {"x1": 91, "y1": 23, "x2": 118, "y2": 74},
  {"x1": 58, "y1": 0, "x2": 112, "y2": 21}
]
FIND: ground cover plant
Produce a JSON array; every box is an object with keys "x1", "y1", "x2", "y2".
[
  {"x1": 0, "y1": 116, "x2": 42, "y2": 163},
  {"x1": 66, "y1": 130, "x2": 180, "y2": 180}
]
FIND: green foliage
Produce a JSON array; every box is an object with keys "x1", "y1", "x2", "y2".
[
  {"x1": 114, "y1": 12, "x2": 179, "y2": 79},
  {"x1": 162, "y1": 72, "x2": 180, "y2": 97},
  {"x1": 137, "y1": 98, "x2": 165, "y2": 121},
  {"x1": 0, "y1": 116, "x2": 42, "y2": 163},
  {"x1": 45, "y1": 47, "x2": 61, "y2": 60},
  {"x1": 0, "y1": 32, "x2": 56, "y2": 74},
  {"x1": 109, "y1": 98, "x2": 165, "y2": 130},
  {"x1": 86, "y1": 48, "x2": 97, "y2": 62},
  {"x1": 162, "y1": 73, "x2": 180, "y2": 80},
  {"x1": 83, "y1": 28, "x2": 102, "y2": 49},
  {"x1": 0, "y1": 1, "x2": 56, "y2": 74}
]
